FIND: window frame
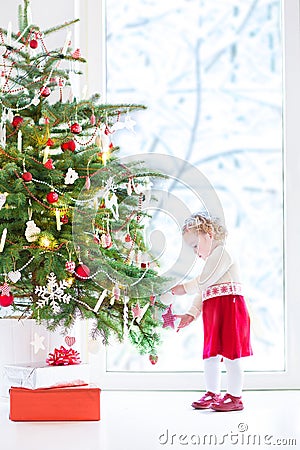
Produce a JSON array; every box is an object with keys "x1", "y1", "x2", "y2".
[{"x1": 84, "y1": 0, "x2": 300, "y2": 391}]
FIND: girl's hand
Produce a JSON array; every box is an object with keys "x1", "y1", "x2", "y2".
[
  {"x1": 171, "y1": 284, "x2": 186, "y2": 295},
  {"x1": 175, "y1": 313, "x2": 194, "y2": 332}
]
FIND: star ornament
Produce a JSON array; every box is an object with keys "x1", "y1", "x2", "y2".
[
  {"x1": 132, "y1": 303, "x2": 142, "y2": 319},
  {"x1": 30, "y1": 332, "x2": 46, "y2": 354},
  {"x1": 162, "y1": 304, "x2": 177, "y2": 329}
]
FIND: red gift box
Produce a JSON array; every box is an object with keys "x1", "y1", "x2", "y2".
[{"x1": 9, "y1": 385, "x2": 100, "y2": 421}]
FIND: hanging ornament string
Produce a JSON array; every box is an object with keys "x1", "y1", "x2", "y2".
[
  {"x1": 0, "y1": 26, "x2": 68, "y2": 110},
  {"x1": 37, "y1": 31, "x2": 50, "y2": 55},
  {"x1": 125, "y1": 193, "x2": 143, "y2": 264},
  {"x1": 0, "y1": 256, "x2": 35, "y2": 279},
  {"x1": 123, "y1": 293, "x2": 129, "y2": 339},
  {"x1": 72, "y1": 120, "x2": 101, "y2": 147},
  {"x1": 129, "y1": 265, "x2": 150, "y2": 287},
  {"x1": 0, "y1": 246, "x2": 69, "y2": 278},
  {"x1": 27, "y1": 176, "x2": 101, "y2": 205},
  {"x1": 15, "y1": 171, "x2": 57, "y2": 211},
  {"x1": 73, "y1": 297, "x2": 95, "y2": 312},
  {"x1": 0, "y1": 146, "x2": 18, "y2": 161},
  {"x1": 15, "y1": 169, "x2": 98, "y2": 208},
  {"x1": 0, "y1": 248, "x2": 74, "y2": 279}
]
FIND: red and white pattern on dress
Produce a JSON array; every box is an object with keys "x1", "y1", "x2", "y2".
[{"x1": 202, "y1": 282, "x2": 242, "y2": 301}]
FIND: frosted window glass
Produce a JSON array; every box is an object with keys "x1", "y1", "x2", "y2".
[{"x1": 106, "y1": 0, "x2": 284, "y2": 372}]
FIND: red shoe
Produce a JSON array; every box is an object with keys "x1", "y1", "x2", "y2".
[
  {"x1": 192, "y1": 391, "x2": 221, "y2": 409},
  {"x1": 210, "y1": 393, "x2": 244, "y2": 412}
]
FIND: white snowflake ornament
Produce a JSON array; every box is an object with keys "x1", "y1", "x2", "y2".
[
  {"x1": 35, "y1": 272, "x2": 72, "y2": 313},
  {"x1": 65, "y1": 167, "x2": 79, "y2": 185}
]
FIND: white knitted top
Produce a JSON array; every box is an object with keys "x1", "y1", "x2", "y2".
[{"x1": 183, "y1": 245, "x2": 241, "y2": 319}]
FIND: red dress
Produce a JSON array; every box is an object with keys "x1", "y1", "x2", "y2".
[{"x1": 202, "y1": 293, "x2": 253, "y2": 360}]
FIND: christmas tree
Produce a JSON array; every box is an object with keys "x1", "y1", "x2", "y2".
[{"x1": 0, "y1": 0, "x2": 167, "y2": 358}]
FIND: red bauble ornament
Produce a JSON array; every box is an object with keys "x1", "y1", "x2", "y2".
[
  {"x1": 61, "y1": 214, "x2": 68, "y2": 224},
  {"x1": 124, "y1": 233, "x2": 131, "y2": 242},
  {"x1": 46, "y1": 191, "x2": 59, "y2": 203},
  {"x1": 67, "y1": 140, "x2": 76, "y2": 151},
  {"x1": 61, "y1": 140, "x2": 76, "y2": 152},
  {"x1": 22, "y1": 172, "x2": 32, "y2": 182},
  {"x1": 74, "y1": 264, "x2": 90, "y2": 280},
  {"x1": 149, "y1": 355, "x2": 158, "y2": 365},
  {"x1": 61, "y1": 142, "x2": 69, "y2": 151},
  {"x1": 29, "y1": 39, "x2": 38, "y2": 49},
  {"x1": 70, "y1": 122, "x2": 82, "y2": 134},
  {"x1": 12, "y1": 115, "x2": 23, "y2": 128},
  {"x1": 0, "y1": 294, "x2": 14, "y2": 307},
  {"x1": 40, "y1": 86, "x2": 51, "y2": 97}
]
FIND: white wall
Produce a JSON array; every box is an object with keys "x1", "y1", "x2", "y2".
[{"x1": 0, "y1": 0, "x2": 105, "y2": 96}]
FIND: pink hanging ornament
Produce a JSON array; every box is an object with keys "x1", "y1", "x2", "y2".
[
  {"x1": 85, "y1": 176, "x2": 91, "y2": 190},
  {"x1": 65, "y1": 336, "x2": 76, "y2": 347},
  {"x1": 150, "y1": 294, "x2": 156, "y2": 306},
  {"x1": 162, "y1": 304, "x2": 177, "y2": 329},
  {"x1": 149, "y1": 354, "x2": 158, "y2": 365},
  {"x1": 124, "y1": 233, "x2": 131, "y2": 243},
  {"x1": 90, "y1": 114, "x2": 96, "y2": 126},
  {"x1": 71, "y1": 48, "x2": 81, "y2": 59},
  {"x1": 105, "y1": 233, "x2": 112, "y2": 249},
  {"x1": 131, "y1": 303, "x2": 142, "y2": 319},
  {"x1": 113, "y1": 285, "x2": 120, "y2": 301},
  {"x1": 101, "y1": 233, "x2": 112, "y2": 249}
]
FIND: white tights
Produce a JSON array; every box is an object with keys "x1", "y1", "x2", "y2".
[{"x1": 204, "y1": 355, "x2": 244, "y2": 397}]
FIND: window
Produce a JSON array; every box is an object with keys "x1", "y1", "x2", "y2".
[{"x1": 98, "y1": 0, "x2": 300, "y2": 389}]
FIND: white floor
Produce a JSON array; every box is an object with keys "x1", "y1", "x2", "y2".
[{"x1": 0, "y1": 390, "x2": 299, "y2": 450}]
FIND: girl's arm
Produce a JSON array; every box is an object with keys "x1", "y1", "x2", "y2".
[
  {"x1": 171, "y1": 284, "x2": 186, "y2": 295},
  {"x1": 174, "y1": 294, "x2": 203, "y2": 331},
  {"x1": 187, "y1": 293, "x2": 203, "y2": 319},
  {"x1": 175, "y1": 313, "x2": 194, "y2": 331}
]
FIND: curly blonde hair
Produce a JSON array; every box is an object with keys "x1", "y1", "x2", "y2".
[{"x1": 182, "y1": 212, "x2": 227, "y2": 241}]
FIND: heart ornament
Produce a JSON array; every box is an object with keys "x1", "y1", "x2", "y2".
[
  {"x1": 65, "y1": 335, "x2": 76, "y2": 347},
  {"x1": 7, "y1": 271, "x2": 21, "y2": 283},
  {"x1": 65, "y1": 261, "x2": 75, "y2": 273}
]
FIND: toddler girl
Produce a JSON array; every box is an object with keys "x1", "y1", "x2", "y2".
[{"x1": 172, "y1": 212, "x2": 252, "y2": 412}]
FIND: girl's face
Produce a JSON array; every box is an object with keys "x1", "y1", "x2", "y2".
[{"x1": 183, "y1": 229, "x2": 213, "y2": 260}]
